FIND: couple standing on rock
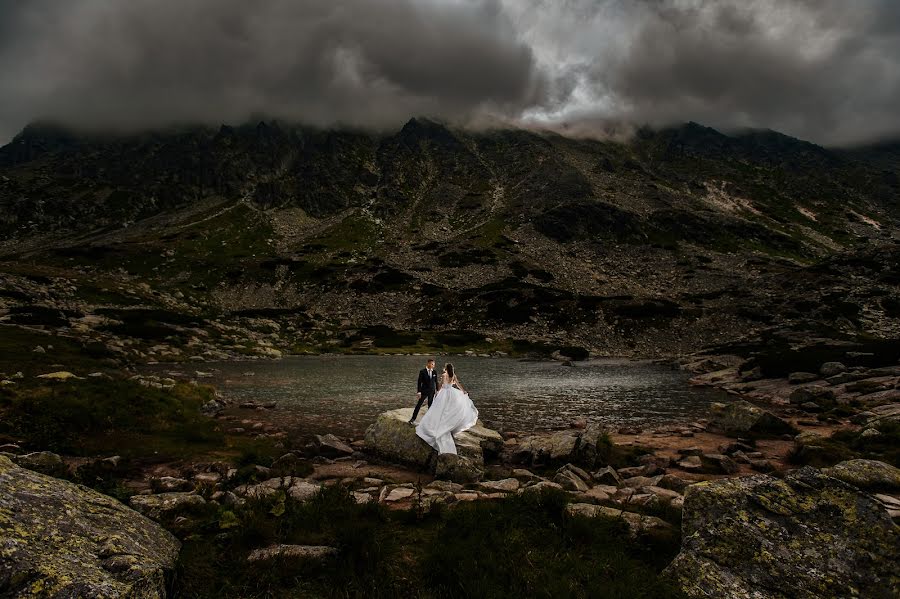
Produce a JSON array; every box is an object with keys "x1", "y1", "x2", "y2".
[{"x1": 409, "y1": 358, "x2": 479, "y2": 455}]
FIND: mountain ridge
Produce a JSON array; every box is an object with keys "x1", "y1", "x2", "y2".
[{"x1": 0, "y1": 118, "x2": 898, "y2": 358}]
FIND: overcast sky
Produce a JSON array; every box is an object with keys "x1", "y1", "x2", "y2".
[{"x1": 0, "y1": 0, "x2": 898, "y2": 146}]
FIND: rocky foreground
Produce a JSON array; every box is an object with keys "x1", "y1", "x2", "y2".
[{"x1": 2, "y1": 384, "x2": 899, "y2": 598}]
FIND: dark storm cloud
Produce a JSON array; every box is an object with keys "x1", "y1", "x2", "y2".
[
  {"x1": 0, "y1": 0, "x2": 543, "y2": 141},
  {"x1": 0, "y1": 0, "x2": 899, "y2": 146}
]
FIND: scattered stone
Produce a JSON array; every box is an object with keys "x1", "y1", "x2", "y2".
[
  {"x1": 0, "y1": 456, "x2": 180, "y2": 598},
  {"x1": 352, "y1": 492, "x2": 374, "y2": 505},
  {"x1": 676, "y1": 456, "x2": 703, "y2": 472},
  {"x1": 553, "y1": 468, "x2": 590, "y2": 492},
  {"x1": 512, "y1": 431, "x2": 580, "y2": 466},
  {"x1": 664, "y1": 467, "x2": 900, "y2": 599},
  {"x1": 151, "y1": 476, "x2": 194, "y2": 493},
  {"x1": 511, "y1": 468, "x2": 540, "y2": 483},
  {"x1": 820, "y1": 362, "x2": 847, "y2": 377},
  {"x1": 621, "y1": 475, "x2": 662, "y2": 489},
  {"x1": 788, "y1": 371, "x2": 819, "y2": 384},
  {"x1": 14, "y1": 451, "x2": 67, "y2": 477},
  {"x1": 591, "y1": 466, "x2": 622, "y2": 487},
  {"x1": 247, "y1": 545, "x2": 338, "y2": 563},
  {"x1": 435, "y1": 453, "x2": 484, "y2": 484},
  {"x1": 426, "y1": 480, "x2": 463, "y2": 493},
  {"x1": 522, "y1": 481, "x2": 563, "y2": 493},
  {"x1": 383, "y1": 487, "x2": 415, "y2": 502},
  {"x1": 478, "y1": 478, "x2": 520, "y2": 493},
  {"x1": 235, "y1": 478, "x2": 321, "y2": 502},
  {"x1": 708, "y1": 400, "x2": 796, "y2": 437},
  {"x1": 584, "y1": 486, "x2": 612, "y2": 502},
  {"x1": 854, "y1": 403, "x2": 900, "y2": 429},
  {"x1": 312, "y1": 434, "x2": 354, "y2": 458},
  {"x1": 566, "y1": 503, "x2": 672, "y2": 538},
  {"x1": 677, "y1": 446, "x2": 704, "y2": 457},
  {"x1": 749, "y1": 459, "x2": 775, "y2": 473},
  {"x1": 789, "y1": 386, "x2": 835, "y2": 405},
  {"x1": 640, "y1": 485, "x2": 681, "y2": 503},
  {"x1": 194, "y1": 472, "x2": 221, "y2": 486},
  {"x1": 36, "y1": 371, "x2": 81, "y2": 380},
  {"x1": 656, "y1": 474, "x2": 690, "y2": 493},
  {"x1": 129, "y1": 492, "x2": 206, "y2": 522}
]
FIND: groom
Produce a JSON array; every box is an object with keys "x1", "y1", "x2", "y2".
[{"x1": 409, "y1": 358, "x2": 438, "y2": 424}]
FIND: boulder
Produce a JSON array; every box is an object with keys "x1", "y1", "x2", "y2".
[
  {"x1": 565, "y1": 503, "x2": 672, "y2": 538},
  {"x1": 365, "y1": 408, "x2": 434, "y2": 467},
  {"x1": 312, "y1": 434, "x2": 354, "y2": 458},
  {"x1": 0, "y1": 455, "x2": 179, "y2": 597},
  {"x1": 435, "y1": 453, "x2": 483, "y2": 484},
  {"x1": 365, "y1": 408, "x2": 501, "y2": 468},
  {"x1": 823, "y1": 459, "x2": 900, "y2": 493},
  {"x1": 14, "y1": 451, "x2": 67, "y2": 477},
  {"x1": 664, "y1": 467, "x2": 900, "y2": 599},
  {"x1": 708, "y1": 400, "x2": 796, "y2": 437}
]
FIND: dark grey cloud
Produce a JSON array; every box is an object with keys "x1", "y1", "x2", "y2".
[
  {"x1": 0, "y1": 0, "x2": 543, "y2": 141},
  {"x1": 0, "y1": 0, "x2": 899, "y2": 146}
]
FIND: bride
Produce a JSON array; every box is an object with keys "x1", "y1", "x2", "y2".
[{"x1": 415, "y1": 362, "x2": 479, "y2": 455}]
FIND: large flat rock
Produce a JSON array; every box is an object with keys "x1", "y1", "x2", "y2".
[
  {"x1": 0, "y1": 455, "x2": 180, "y2": 598},
  {"x1": 364, "y1": 408, "x2": 501, "y2": 470}
]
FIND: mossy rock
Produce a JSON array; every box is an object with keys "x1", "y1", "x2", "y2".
[
  {"x1": 0, "y1": 455, "x2": 180, "y2": 597},
  {"x1": 665, "y1": 466, "x2": 900, "y2": 598}
]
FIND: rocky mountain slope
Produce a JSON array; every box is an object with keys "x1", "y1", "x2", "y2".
[{"x1": 0, "y1": 119, "x2": 898, "y2": 358}]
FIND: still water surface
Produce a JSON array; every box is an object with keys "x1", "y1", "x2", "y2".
[{"x1": 168, "y1": 356, "x2": 728, "y2": 437}]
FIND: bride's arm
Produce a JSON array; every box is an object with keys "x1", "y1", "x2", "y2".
[{"x1": 452, "y1": 375, "x2": 466, "y2": 393}]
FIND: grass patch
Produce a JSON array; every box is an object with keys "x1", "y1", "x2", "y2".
[
  {"x1": 0, "y1": 379, "x2": 231, "y2": 459},
  {"x1": 0, "y1": 325, "x2": 118, "y2": 377},
  {"x1": 171, "y1": 485, "x2": 684, "y2": 598}
]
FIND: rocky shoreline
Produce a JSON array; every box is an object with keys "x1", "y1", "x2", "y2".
[
  {"x1": 3, "y1": 347, "x2": 899, "y2": 597},
  {"x1": 2, "y1": 314, "x2": 900, "y2": 597}
]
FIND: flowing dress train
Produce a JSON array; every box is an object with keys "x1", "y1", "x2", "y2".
[{"x1": 415, "y1": 382, "x2": 479, "y2": 455}]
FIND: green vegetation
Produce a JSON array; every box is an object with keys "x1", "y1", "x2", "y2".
[
  {"x1": 171, "y1": 485, "x2": 684, "y2": 599},
  {"x1": 0, "y1": 378, "x2": 277, "y2": 462}
]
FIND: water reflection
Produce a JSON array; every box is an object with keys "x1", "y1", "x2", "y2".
[{"x1": 166, "y1": 355, "x2": 727, "y2": 437}]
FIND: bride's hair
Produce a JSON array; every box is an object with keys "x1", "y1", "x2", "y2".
[{"x1": 445, "y1": 363, "x2": 455, "y2": 379}]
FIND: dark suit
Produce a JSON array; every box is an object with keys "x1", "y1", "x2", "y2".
[{"x1": 410, "y1": 367, "x2": 438, "y2": 422}]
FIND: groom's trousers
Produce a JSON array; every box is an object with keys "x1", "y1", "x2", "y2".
[{"x1": 410, "y1": 392, "x2": 434, "y2": 422}]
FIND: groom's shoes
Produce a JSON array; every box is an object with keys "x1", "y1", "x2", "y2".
[{"x1": 407, "y1": 419, "x2": 415, "y2": 424}]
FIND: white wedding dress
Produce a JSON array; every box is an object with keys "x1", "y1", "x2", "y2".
[{"x1": 416, "y1": 376, "x2": 479, "y2": 455}]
